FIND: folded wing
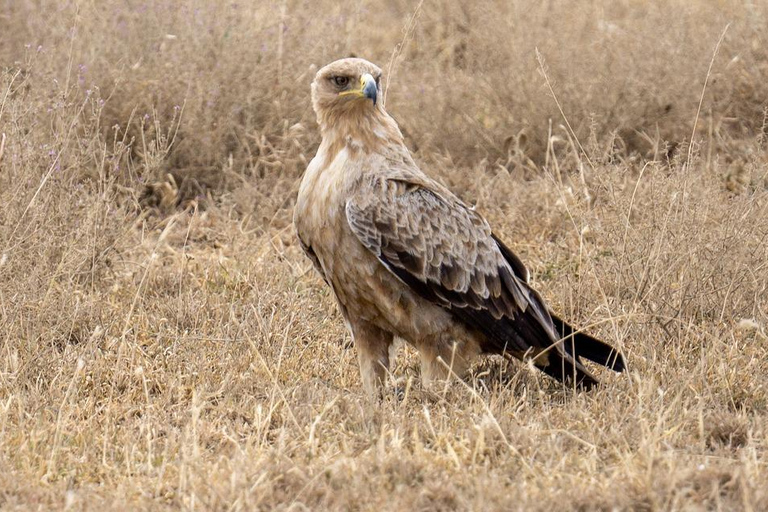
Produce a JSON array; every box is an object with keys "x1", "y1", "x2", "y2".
[{"x1": 346, "y1": 176, "x2": 608, "y2": 386}]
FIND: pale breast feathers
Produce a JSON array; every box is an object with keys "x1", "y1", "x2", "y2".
[{"x1": 345, "y1": 177, "x2": 558, "y2": 354}]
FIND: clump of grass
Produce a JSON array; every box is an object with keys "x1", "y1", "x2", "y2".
[{"x1": 1, "y1": 0, "x2": 767, "y2": 510}]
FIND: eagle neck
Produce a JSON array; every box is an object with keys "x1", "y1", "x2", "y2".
[{"x1": 318, "y1": 108, "x2": 404, "y2": 164}]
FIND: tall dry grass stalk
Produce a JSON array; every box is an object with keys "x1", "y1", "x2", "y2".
[{"x1": 0, "y1": 0, "x2": 767, "y2": 509}]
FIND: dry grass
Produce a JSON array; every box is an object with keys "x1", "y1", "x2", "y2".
[{"x1": 1, "y1": 0, "x2": 768, "y2": 510}]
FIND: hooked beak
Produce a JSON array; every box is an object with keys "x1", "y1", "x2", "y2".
[
  {"x1": 360, "y1": 73, "x2": 377, "y2": 106},
  {"x1": 339, "y1": 73, "x2": 378, "y2": 106}
]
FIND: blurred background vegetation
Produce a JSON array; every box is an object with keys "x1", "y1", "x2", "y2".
[{"x1": 1, "y1": 1, "x2": 767, "y2": 509}]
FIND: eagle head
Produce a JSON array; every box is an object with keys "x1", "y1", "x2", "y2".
[{"x1": 311, "y1": 58, "x2": 383, "y2": 125}]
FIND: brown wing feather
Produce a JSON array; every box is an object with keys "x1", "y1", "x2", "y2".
[{"x1": 346, "y1": 176, "x2": 568, "y2": 358}]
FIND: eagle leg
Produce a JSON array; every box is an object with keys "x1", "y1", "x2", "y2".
[{"x1": 350, "y1": 321, "x2": 394, "y2": 396}]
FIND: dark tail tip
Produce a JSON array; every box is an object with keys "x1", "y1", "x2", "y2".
[{"x1": 551, "y1": 315, "x2": 627, "y2": 372}]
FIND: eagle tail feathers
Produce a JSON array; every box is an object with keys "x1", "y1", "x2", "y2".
[{"x1": 550, "y1": 314, "x2": 626, "y2": 372}]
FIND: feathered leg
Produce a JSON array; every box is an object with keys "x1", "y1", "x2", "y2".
[{"x1": 350, "y1": 321, "x2": 394, "y2": 396}]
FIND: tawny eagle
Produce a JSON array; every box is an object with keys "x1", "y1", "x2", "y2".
[{"x1": 294, "y1": 58, "x2": 625, "y2": 394}]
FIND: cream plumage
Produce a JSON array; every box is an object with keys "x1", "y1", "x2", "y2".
[{"x1": 294, "y1": 57, "x2": 625, "y2": 395}]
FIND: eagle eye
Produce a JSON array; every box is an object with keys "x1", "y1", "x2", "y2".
[{"x1": 331, "y1": 76, "x2": 350, "y2": 88}]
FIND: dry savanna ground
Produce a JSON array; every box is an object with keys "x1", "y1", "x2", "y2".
[{"x1": 2, "y1": 0, "x2": 768, "y2": 510}]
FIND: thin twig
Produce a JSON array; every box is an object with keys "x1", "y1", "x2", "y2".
[
  {"x1": 0, "y1": 69, "x2": 22, "y2": 124},
  {"x1": 63, "y1": 4, "x2": 80, "y2": 93},
  {"x1": 536, "y1": 48, "x2": 595, "y2": 174},
  {"x1": 0, "y1": 133, "x2": 6, "y2": 167},
  {"x1": 383, "y1": 0, "x2": 424, "y2": 108},
  {"x1": 277, "y1": 0, "x2": 287, "y2": 84},
  {"x1": 686, "y1": 24, "x2": 730, "y2": 172}
]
